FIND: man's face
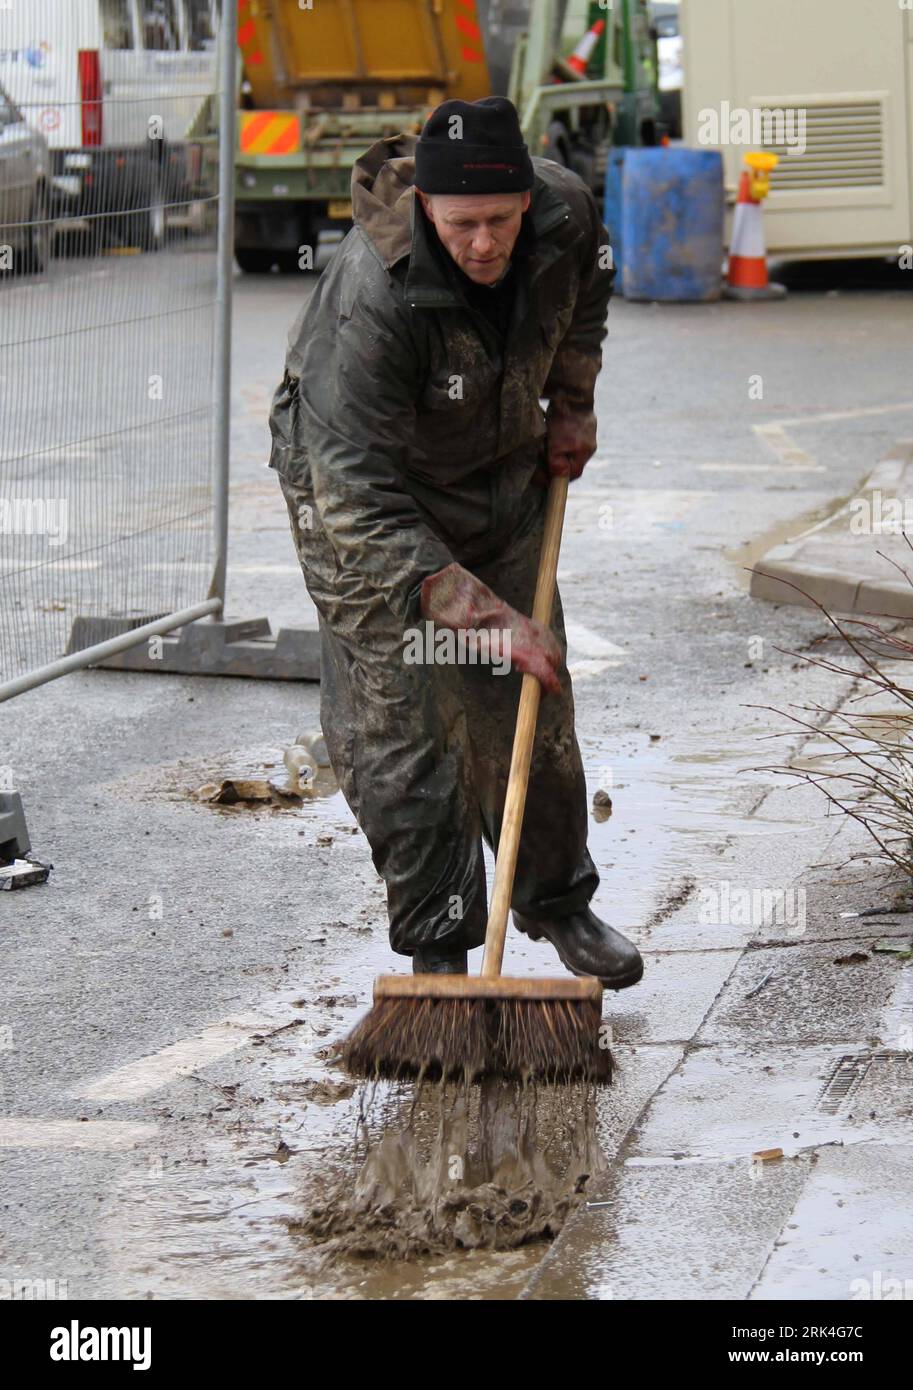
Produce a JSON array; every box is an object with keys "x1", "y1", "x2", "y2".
[{"x1": 418, "y1": 189, "x2": 531, "y2": 285}]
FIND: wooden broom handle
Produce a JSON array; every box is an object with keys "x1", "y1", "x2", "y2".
[{"x1": 481, "y1": 472, "x2": 569, "y2": 978}]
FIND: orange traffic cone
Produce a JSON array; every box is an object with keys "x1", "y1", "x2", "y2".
[
  {"x1": 565, "y1": 18, "x2": 605, "y2": 76},
  {"x1": 725, "y1": 152, "x2": 786, "y2": 300}
]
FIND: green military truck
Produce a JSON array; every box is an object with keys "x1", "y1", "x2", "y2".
[{"x1": 233, "y1": 0, "x2": 661, "y2": 271}]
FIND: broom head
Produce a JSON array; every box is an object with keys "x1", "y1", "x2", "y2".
[{"x1": 341, "y1": 974, "x2": 612, "y2": 1084}]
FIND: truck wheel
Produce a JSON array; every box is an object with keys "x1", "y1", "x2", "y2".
[
  {"x1": 542, "y1": 121, "x2": 571, "y2": 167},
  {"x1": 143, "y1": 172, "x2": 168, "y2": 252},
  {"x1": 570, "y1": 145, "x2": 596, "y2": 189},
  {"x1": 276, "y1": 249, "x2": 308, "y2": 273},
  {"x1": 235, "y1": 248, "x2": 279, "y2": 273}
]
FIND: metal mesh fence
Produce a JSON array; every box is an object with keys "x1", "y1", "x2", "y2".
[{"x1": 0, "y1": 0, "x2": 225, "y2": 684}]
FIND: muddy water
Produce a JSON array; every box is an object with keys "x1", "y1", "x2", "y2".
[
  {"x1": 725, "y1": 494, "x2": 854, "y2": 591},
  {"x1": 99, "y1": 1047, "x2": 601, "y2": 1299},
  {"x1": 294, "y1": 1079, "x2": 603, "y2": 1261},
  {"x1": 120, "y1": 729, "x2": 829, "y2": 941},
  {"x1": 101, "y1": 722, "x2": 842, "y2": 1298},
  {"x1": 578, "y1": 729, "x2": 826, "y2": 931}
]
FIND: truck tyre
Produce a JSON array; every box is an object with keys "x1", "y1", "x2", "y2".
[
  {"x1": 235, "y1": 248, "x2": 279, "y2": 273},
  {"x1": 142, "y1": 170, "x2": 168, "y2": 252},
  {"x1": 276, "y1": 249, "x2": 308, "y2": 273},
  {"x1": 569, "y1": 144, "x2": 596, "y2": 189},
  {"x1": 541, "y1": 121, "x2": 571, "y2": 167}
]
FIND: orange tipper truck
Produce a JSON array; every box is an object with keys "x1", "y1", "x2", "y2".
[{"x1": 233, "y1": 0, "x2": 491, "y2": 272}]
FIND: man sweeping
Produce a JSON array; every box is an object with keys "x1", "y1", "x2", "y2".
[{"x1": 269, "y1": 96, "x2": 642, "y2": 990}]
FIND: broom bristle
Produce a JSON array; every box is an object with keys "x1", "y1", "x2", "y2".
[{"x1": 341, "y1": 996, "x2": 613, "y2": 1084}]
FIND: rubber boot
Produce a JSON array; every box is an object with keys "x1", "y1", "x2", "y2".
[
  {"x1": 513, "y1": 906, "x2": 643, "y2": 990},
  {"x1": 412, "y1": 943, "x2": 469, "y2": 974}
]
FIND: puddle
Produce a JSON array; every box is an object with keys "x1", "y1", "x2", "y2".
[
  {"x1": 108, "y1": 726, "x2": 834, "y2": 941},
  {"x1": 579, "y1": 729, "x2": 824, "y2": 930},
  {"x1": 725, "y1": 493, "x2": 853, "y2": 590},
  {"x1": 96, "y1": 722, "x2": 866, "y2": 1298},
  {"x1": 99, "y1": 1028, "x2": 601, "y2": 1299},
  {"x1": 110, "y1": 722, "x2": 844, "y2": 942}
]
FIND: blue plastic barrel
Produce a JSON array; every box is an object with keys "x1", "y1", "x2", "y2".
[
  {"x1": 602, "y1": 148, "x2": 626, "y2": 295},
  {"x1": 620, "y1": 148, "x2": 724, "y2": 302}
]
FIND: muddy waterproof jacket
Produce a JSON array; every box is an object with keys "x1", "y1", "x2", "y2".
[{"x1": 268, "y1": 133, "x2": 614, "y2": 625}]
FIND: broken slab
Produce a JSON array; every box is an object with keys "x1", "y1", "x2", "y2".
[{"x1": 0, "y1": 857, "x2": 52, "y2": 889}]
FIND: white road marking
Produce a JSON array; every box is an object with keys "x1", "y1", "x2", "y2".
[
  {"x1": 73, "y1": 1015, "x2": 277, "y2": 1102},
  {"x1": 567, "y1": 657, "x2": 619, "y2": 681},
  {"x1": 0, "y1": 1118, "x2": 158, "y2": 1151},
  {"x1": 749, "y1": 401, "x2": 913, "y2": 475},
  {"x1": 753, "y1": 422, "x2": 821, "y2": 471},
  {"x1": 564, "y1": 621, "x2": 626, "y2": 659},
  {"x1": 699, "y1": 462, "x2": 806, "y2": 474},
  {"x1": 775, "y1": 402, "x2": 913, "y2": 428}
]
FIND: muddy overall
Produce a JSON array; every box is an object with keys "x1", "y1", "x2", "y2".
[
  {"x1": 269, "y1": 131, "x2": 614, "y2": 962},
  {"x1": 278, "y1": 466, "x2": 598, "y2": 956}
]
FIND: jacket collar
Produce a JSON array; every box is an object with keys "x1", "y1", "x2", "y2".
[{"x1": 402, "y1": 175, "x2": 580, "y2": 310}]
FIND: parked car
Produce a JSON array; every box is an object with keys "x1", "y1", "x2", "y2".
[{"x1": 0, "y1": 80, "x2": 51, "y2": 273}]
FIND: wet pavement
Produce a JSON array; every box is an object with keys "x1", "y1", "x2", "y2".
[{"x1": 2, "y1": 258, "x2": 913, "y2": 1299}]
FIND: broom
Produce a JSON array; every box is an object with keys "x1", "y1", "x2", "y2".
[{"x1": 342, "y1": 472, "x2": 612, "y2": 1085}]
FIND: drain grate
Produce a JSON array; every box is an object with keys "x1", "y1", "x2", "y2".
[
  {"x1": 817, "y1": 1050, "x2": 912, "y2": 1115},
  {"x1": 817, "y1": 1052, "x2": 875, "y2": 1114}
]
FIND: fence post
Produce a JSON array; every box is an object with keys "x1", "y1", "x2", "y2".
[{"x1": 209, "y1": 0, "x2": 238, "y2": 619}]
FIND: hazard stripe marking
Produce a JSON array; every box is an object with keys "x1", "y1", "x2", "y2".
[
  {"x1": 240, "y1": 111, "x2": 275, "y2": 146},
  {"x1": 268, "y1": 119, "x2": 299, "y2": 155},
  {"x1": 240, "y1": 113, "x2": 300, "y2": 155}
]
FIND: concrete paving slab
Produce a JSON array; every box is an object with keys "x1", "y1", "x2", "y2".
[
  {"x1": 595, "y1": 1044, "x2": 685, "y2": 1160},
  {"x1": 697, "y1": 941, "x2": 907, "y2": 1046},
  {"x1": 754, "y1": 859, "x2": 913, "y2": 946},
  {"x1": 623, "y1": 1042, "x2": 913, "y2": 1158},
  {"x1": 606, "y1": 949, "x2": 741, "y2": 1045},
  {"x1": 617, "y1": 1043, "x2": 865, "y2": 1162},
  {"x1": 526, "y1": 1044, "x2": 913, "y2": 1301},
  {"x1": 750, "y1": 1143, "x2": 913, "y2": 1300},
  {"x1": 524, "y1": 1150, "x2": 812, "y2": 1300}
]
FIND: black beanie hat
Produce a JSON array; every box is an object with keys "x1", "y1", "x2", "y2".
[{"x1": 415, "y1": 96, "x2": 535, "y2": 195}]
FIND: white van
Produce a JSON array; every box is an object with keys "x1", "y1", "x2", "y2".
[{"x1": 0, "y1": 0, "x2": 222, "y2": 248}]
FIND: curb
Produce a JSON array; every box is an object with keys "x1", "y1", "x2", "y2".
[{"x1": 750, "y1": 441, "x2": 913, "y2": 617}]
